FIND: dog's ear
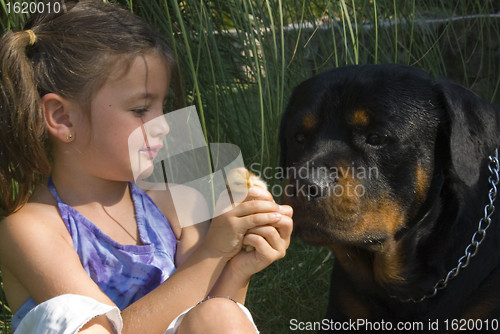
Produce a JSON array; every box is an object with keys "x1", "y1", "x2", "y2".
[{"x1": 437, "y1": 79, "x2": 500, "y2": 187}]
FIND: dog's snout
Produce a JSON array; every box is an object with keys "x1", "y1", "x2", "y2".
[
  {"x1": 308, "y1": 179, "x2": 331, "y2": 201},
  {"x1": 286, "y1": 167, "x2": 337, "y2": 203}
]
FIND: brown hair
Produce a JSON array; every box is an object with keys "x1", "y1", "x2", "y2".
[{"x1": 0, "y1": 0, "x2": 182, "y2": 216}]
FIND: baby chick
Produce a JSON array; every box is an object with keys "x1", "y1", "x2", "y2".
[{"x1": 226, "y1": 167, "x2": 268, "y2": 252}]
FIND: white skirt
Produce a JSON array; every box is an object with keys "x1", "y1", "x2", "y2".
[{"x1": 14, "y1": 294, "x2": 259, "y2": 334}]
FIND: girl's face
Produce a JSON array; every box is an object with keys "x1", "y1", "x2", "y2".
[{"x1": 79, "y1": 54, "x2": 171, "y2": 181}]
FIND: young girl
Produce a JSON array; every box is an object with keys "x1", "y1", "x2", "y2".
[{"x1": 0, "y1": 1, "x2": 293, "y2": 333}]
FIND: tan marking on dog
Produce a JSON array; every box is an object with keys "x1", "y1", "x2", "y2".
[
  {"x1": 330, "y1": 239, "x2": 406, "y2": 288},
  {"x1": 338, "y1": 288, "x2": 371, "y2": 320},
  {"x1": 321, "y1": 162, "x2": 406, "y2": 245},
  {"x1": 302, "y1": 113, "x2": 317, "y2": 130},
  {"x1": 351, "y1": 108, "x2": 370, "y2": 127},
  {"x1": 322, "y1": 163, "x2": 364, "y2": 237},
  {"x1": 363, "y1": 198, "x2": 405, "y2": 236},
  {"x1": 360, "y1": 197, "x2": 407, "y2": 285},
  {"x1": 373, "y1": 238, "x2": 405, "y2": 285},
  {"x1": 314, "y1": 160, "x2": 407, "y2": 286},
  {"x1": 329, "y1": 244, "x2": 372, "y2": 280},
  {"x1": 415, "y1": 164, "x2": 430, "y2": 203},
  {"x1": 461, "y1": 297, "x2": 498, "y2": 320}
]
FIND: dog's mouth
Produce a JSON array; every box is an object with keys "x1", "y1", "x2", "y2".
[
  {"x1": 292, "y1": 213, "x2": 390, "y2": 252},
  {"x1": 354, "y1": 236, "x2": 388, "y2": 252},
  {"x1": 286, "y1": 175, "x2": 405, "y2": 253}
]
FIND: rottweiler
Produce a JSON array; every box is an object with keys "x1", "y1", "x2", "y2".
[{"x1": 280, "y1": 64, "x2": 500, "y2": 333}]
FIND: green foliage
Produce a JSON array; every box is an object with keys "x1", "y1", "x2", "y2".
[
  {"x1": 247, "y1": 239, "x2": 333, "y2": 333},
  {"x1": 125, "y1": 0, "x2": 500, "y2": 178},
  {"x1": 0, "y1": 270, "x2": 12, "y2": 334},
  {"x1": 2, "y1": 0, "x2": 500, "y2": 333}
]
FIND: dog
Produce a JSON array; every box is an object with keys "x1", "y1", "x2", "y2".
[{"x1": 279, "y1": 64, "x2": 500, "y2": 333}]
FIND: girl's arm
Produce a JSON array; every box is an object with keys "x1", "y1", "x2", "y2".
[
  {"x1": 147, "y1": 184, "x2": 210, "y2": 266},
  {"x1": 151, "y1": 184, "x2": 294, "y2": 306},
  {"x1": 0, "y1": 186, "x2": 282, "y2": 334},
  {"x1": 209, "y1": 204, "x2": 294, "y2": 304}
]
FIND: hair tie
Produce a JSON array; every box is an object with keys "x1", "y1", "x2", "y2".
[{"x1": 25, "y1": 29, "x2": 37, "y2": 46}]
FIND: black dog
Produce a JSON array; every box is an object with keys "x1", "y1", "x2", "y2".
[{"x1": 280, "y1": 64, "x2": 500, "y2": 333}]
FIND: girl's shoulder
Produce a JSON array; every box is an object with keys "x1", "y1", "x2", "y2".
[
  {"x1": 0, "y1": 185, "x2": 76, "y2": 313},
  {"x1": 0, "y1": 184, "x2": 72, "y2": 249}
]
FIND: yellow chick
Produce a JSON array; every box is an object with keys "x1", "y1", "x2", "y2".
[{"x1": 226, "y1": 168, "x2": 268, "y2": 252}]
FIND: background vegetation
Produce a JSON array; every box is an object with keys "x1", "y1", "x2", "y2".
[{"x1": 2, "y1": 0, "x2": 500, "y2": 333}]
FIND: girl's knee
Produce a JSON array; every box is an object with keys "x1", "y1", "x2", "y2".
[{"x1": 178, "y1": 298, "x2": 257, "y2": 334}]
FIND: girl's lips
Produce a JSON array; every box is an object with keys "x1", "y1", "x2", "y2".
[
  {"x1": 139, "y1": 144, "x2": 163, "y2": 159},
  {"x1": 140, "y1": 149, "x2": 158, "y2": 158}
]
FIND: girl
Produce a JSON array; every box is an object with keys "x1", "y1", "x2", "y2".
[{"x1": 0, "y1": 1, "x2": 293, "y2": 333}]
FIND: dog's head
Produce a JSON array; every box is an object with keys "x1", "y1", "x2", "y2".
[{"x1": 280, "y1": 64, "x2": 499, "y2": 251}]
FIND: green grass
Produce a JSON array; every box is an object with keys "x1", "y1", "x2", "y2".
[
  {"x1": 0, "y1": 270, "x2": 12, "y2": 334},
  {"x1": 2, "y1": 0, "x2": 500, "y2": 333},
  {"x1": 247, "y1": 240, "x2": 334, "y2": 333}
]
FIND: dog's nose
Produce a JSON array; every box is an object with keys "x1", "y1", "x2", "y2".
[{"x1": 286, "y1": 167, "x2": 337, "y2": 203}]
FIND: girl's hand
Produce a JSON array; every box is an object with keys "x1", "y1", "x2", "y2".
[
  {"x1": 228, "y1": 205, "x2": 293, "y2": 278},
  {"x1": 201, "y1": 186, "x2": 282, "y2": 259}
]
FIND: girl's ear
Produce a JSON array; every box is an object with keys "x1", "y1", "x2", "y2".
[{"x1": 42, "y1": 93, "x2": 75, "y2": 142}]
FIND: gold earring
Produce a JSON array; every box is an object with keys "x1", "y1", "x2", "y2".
[{"x1": 66, "y1": 134, "x2": 74, "y2": 141}]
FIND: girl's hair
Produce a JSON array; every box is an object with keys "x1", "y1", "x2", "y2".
[{"x1": 0, "y1": 0, "x2": 182, "y2": 216}]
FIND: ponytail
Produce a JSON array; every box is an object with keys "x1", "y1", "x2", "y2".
[
  {"x1": 0, "y1": 0, "x2": 180, "y2": 217},
  {"x1": 0, "y1": 29, "x2": 50, "y2": 216}
]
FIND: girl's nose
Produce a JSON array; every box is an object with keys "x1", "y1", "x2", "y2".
[{"x1": 146, "y1": 114, "x2": 170, "y2": 139}]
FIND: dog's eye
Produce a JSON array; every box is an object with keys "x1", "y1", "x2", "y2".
[
  {"x1": 366, "y1": 133, "x2": 388, "y2": 146},
  {"x1": 295, "y1": 133, "x2": 306, "y2": 144}
]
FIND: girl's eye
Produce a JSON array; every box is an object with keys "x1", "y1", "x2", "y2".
[{"x1": 132, "y1": 107, "x2": 148, "y2": 116}]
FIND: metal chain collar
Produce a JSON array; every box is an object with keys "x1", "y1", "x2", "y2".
[{"x1": 397, "y1": 148, "x2": 499, "y2": 303}]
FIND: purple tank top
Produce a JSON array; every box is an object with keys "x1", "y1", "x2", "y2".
[{"x1": 11, "y1": 177, "x2": 177, "y2": 330}]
